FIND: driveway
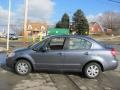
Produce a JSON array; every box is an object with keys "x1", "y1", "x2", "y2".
[
  {"x1": 0, "y1": 60, "x2": 120, "y2": 90},
  {"x1": 0, "y1": 44, "x2": 120, "y2": 90}
]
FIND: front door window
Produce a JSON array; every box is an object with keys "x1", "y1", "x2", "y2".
[{"x1": 47, "y1": 37, "x2": 65, "y2": 50}]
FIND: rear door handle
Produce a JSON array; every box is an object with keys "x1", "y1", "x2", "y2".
[
  {"x1": 84, "y1": 52, "x2": 89, "y2": 55},
  {"x1": 58, "y1": 52, "x2": 63, "y2": 56}
]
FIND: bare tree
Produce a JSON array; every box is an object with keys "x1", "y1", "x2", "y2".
[{"x1": 97, "y1": 11, "x2": 120, "y2": 34}]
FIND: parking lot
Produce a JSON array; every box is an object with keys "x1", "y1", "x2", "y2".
[
  {"x1": 0, "y1": 42, "x2": 120, "y2": 90},
  {"x1": 0, "y1": 0, "x2": 120, "y2": 89}
]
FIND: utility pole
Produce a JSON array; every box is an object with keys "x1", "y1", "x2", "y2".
[
  {"x1": 23, "y1": 0, "x2": 28, "y2": 43},
  {"x1": 7, "y1": 0, "x2": 11, "y2": 51}
]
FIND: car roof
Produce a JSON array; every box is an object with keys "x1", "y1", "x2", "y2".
[
  {"x1": 48, "y1": 35, "x2": 93, "y2": 40},
  {"x1": 49, "y1": 35, "x2": 84, "y2": 37}
]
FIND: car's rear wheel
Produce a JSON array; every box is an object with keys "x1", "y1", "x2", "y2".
[
  {"x1": 83, "y1": 63, "x2": 101, "y2": 79},
  {"x1": 15, "y1": 60, "x2": 31, "y2": 75}
]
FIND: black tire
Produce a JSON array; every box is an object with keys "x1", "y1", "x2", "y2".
[
  {"x1": 83, "y1": 62, "x2": 101, "y2": 79},
  {"x1": 15, "y1": 60, "x2": 31, "y2": 75}
]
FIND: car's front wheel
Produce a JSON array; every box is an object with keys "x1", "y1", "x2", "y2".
[
  {"x1": 84, "y1": 62, "x2": 101, "y2": 79},
  {"x1": 15, "y1": 60, "x2": 31, "y2": 75}
]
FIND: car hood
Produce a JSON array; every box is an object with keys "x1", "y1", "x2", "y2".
[{"x1": 14, "y1": 48, "x2": 32, "y2": 53}]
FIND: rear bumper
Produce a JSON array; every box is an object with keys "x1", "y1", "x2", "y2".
[{"x1": 104, "y1": 59, "x2": 118, "y2": 71}]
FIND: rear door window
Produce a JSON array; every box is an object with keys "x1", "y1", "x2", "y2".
[{"x1": 66, "y1": 38, "x2": 92, "y2": 50}]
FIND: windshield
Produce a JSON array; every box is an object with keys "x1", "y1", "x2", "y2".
[{"x1": 28, "y1": 37, "x2": 48, "y2": 51}]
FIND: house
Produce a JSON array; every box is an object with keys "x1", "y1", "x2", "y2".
[
  {"x1": 0, "y1": 32, "x2": 3, "y2": 37},
  {"x1": 0, "y1": 29, "x2": 6, "y2": 37},
  {"x1": 25, "y1": 22, "x2": 48, "y2": 37},
  {"x1": 69, "y1": 22, "x2": 77, "y2": 35},
  {"x1": 89, "y1": 22, "x2": 103, "y2": 34},
  {"x1": 89, "y1": 22, "x2": 112, "y2": 35},
  {"x1": 103, "y1": 28, "x2": 112, "y2": 35}
]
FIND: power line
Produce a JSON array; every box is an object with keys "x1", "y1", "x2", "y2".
[
  {"x1": 108, "y1": 0, "x2": 120, "y2": 3},
  {"x1": 96, "y1": 0, "x2": 120, "y2": 9}
]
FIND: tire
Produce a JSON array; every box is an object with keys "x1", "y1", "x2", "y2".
[
  {"x1": 83, "y1": 62, "x2": 101, "y2": 79},
  {"x1": 15, "y1": 60, "x2": 32, "y2": 75}
]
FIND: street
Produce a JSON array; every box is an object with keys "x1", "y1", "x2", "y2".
[{"x1": 0, "y1": 43, "x2": 120, "y2": 90}]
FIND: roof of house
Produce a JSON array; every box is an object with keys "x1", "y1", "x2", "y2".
[
  {"x1": 27, "y1": 22, "x2": 48, "y2": 31},
  {"x1": 89, "y1": 22, "x2": 96, "y2": 26}
]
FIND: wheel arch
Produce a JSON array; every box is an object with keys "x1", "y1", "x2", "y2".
[
  {"x1": 15, "y1": 57, "x2": 35, "y2": 71},
  {"x1": 82, "y1": 60, "x2": 104, "y2": 72}
]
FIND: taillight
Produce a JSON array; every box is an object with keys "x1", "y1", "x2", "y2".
[{"x1": 111, "y1": 48, "x2": 116, "y2": 56}]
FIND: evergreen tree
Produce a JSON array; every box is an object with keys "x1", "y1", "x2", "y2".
[
  {"x1": 61, "y1": 13, "x2": 70, "y2": 28},
  {"x1": 72, "y1": 9, "x2": 89, "y2": 35},
  {"x1": 56, "y1": 13, "x2": 70, "y2": 28},
  {"x1": 55, "y1": 21, "x2": 62, "y2": 28}
]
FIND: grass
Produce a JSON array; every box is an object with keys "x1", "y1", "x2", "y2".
[
  {"x1": 0, "y1": 34, "x2": 120, "y2": 42},
  {"x1": 89, "y1": 34, "x2": 120, "y2": 41},
  {"x1": 0, "y1": 37, "x2": 35, "y2": 42},
  {"x1": 0, "y1": 38, "x2": 23, "y2": 42}
]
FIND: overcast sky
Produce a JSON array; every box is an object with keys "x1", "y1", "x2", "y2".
[{"x1": 0, "y1": 0, "x2": 120, "y2": 26}]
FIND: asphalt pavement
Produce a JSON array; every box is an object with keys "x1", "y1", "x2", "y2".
[{"x1": 0, "y1": 53, "x2": 6, "y2": 65}]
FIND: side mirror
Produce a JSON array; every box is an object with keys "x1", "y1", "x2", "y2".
[{"x1": 41, "y1": 47, "x2": 48, "y2": 52}]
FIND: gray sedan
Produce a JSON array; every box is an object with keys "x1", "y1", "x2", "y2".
[{"x1": 6, "y1": 35, "x2": 118, "y2": 79}]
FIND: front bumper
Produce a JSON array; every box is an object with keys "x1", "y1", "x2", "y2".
[{"x1": 6, "y1": 57, "x2": 15, "y2": 68}]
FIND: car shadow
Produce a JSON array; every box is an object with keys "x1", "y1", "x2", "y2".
[
  {"x1": 1, "y1": 63, "x2": 87, "y2": 78},
  {"x1": 0, "y1": 64, "x2": 87, "y2": 79},
  {"x1": 32, "y1": 70, "x2": 86, "y2": 78},
  {"x1": 0, "y1": 64, "x2": 14, "y2": 73}
]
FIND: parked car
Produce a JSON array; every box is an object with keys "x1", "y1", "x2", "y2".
[
  {"x1": 0, "y1": 34, "x2": 6, "y2": 38},
  {"x1": 9, "y1": 34, "x2": 18, "y2": 40},
  {"x1": 6, "y1": 35, "x2": 118, "y2": 78}
]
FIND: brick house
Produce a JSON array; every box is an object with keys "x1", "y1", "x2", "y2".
[
  {"x1": 89, "y1": 22, "x2": 112, "y2": 35},
  {"x1": 89, "y1": 22, "x2": 103, "y2": 34},
  {"x1": 104, "y1": 28, "x2": 112, "y2": 35}
]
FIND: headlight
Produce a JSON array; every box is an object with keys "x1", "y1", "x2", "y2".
[{"x1": 8, "y1": 52, "x2": 15, "y2": 57}]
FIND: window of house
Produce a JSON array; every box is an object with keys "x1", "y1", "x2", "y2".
[
  {"x1": 47, "y1": 37, "x2": 65, "y2": 50},
  {"x1": 66, "y1": 38, "x2": 92, "y2": 50}
]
